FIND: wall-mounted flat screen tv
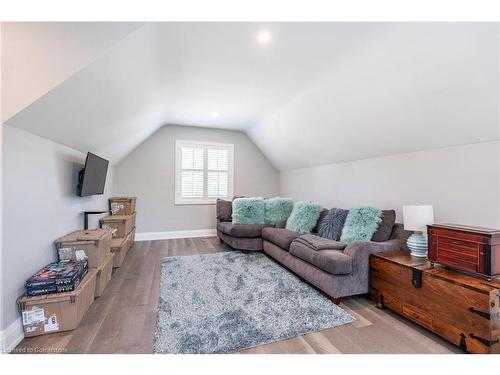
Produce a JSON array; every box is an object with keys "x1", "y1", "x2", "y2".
[{"x1": 77, "y1": 152, "x2": 109, "y2": 197}]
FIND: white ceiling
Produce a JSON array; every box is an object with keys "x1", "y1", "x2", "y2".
[
  {"x1": 1, "y1": 22, "x2": 143, "y2": 121},
  {"x1": 3, "y1": 22, "x2": 499, "y2": 169}
]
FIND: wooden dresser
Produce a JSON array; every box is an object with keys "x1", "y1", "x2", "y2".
[
  {"x1": 370, "y1": 250, "x2": 500, "y2": 354},
  {"x1": 427, "y1": 224, "x2": 500, "y2": 279}
]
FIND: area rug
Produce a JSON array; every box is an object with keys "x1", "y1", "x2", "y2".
[{"x1": 154, "y1": 251, "x2": 355, "y2": 354}]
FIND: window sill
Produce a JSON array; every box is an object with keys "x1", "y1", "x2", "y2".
[{"x1": 175, "y1": 198, "x2": 220, "y2": 205}]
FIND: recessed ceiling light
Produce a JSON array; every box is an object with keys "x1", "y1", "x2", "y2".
[
  {"x1": 256, "y1": 30, "x2": 272, "y2": 45},
  {"x1": 211, "y1": 111, "x2": 220, "y2": 118}
]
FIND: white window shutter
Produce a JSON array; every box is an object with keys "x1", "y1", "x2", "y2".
[
  {"x1": 176, "y1": 141, "x2": 233, "y2": 204},
  {"x1": 181, "y1": 170, "x2": 204, "y2": 197}
]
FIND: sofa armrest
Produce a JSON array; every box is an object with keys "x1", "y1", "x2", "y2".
[{"x1": 343, "y1": 239, "x2": 405, "y2": 257}]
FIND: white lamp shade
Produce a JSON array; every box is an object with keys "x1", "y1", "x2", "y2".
[{"x1": 403, "y1": 205, "x2": 434, "y2": 232}]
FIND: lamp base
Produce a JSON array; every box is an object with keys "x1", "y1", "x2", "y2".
[{"x1": 407, "y1": 232, "x2": 428, "y2": 258}]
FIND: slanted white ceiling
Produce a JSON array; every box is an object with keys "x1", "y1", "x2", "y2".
[
  {"x1": 3, "y1": 22, "x2": 499, "y2": 169},
  {"x1": 1, "y1": 22, "x2": 143, "y2": 121}
]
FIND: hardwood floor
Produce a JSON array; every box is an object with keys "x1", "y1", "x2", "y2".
[{"x1": 13, "y1": 237, "x2": 462, "y2": 354}]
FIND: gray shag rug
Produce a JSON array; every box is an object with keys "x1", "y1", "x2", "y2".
[{"x1": 154, "y1": 251, "x2": 355, "y2": 354}]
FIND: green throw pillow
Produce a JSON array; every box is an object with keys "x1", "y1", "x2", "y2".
[
  {"x1": 264, "y1": 197, "x2": 294, "y2": 224},
  {"x1": 286, "y1": 201, "x2": 323, "y2": 234},
  {"x1": 340, "y1": 205, "x2": 382, "y2": 244},
  {"x1": 232, "y1": 197, "x2": 266, "y2": 224}
]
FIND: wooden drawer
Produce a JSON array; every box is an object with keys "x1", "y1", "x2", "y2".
[
  {"x1": 436, "y1": 253, "x2": 478, "y2": 272},
  {"x1": 438, "y1": 237, "x2": 479, "y2": 257}
]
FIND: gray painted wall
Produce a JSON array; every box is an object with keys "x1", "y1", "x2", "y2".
[
  {"x1": 281, "y1": 141, "x2": 500, "y2": 228},
  {"x1": 1, "y1": 126, "x2": 114, "y2": 331},
  {"x1": 114, "y1": 125, "x2": 280, "y2": 233}
]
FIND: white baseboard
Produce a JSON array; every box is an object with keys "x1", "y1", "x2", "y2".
[
  {"x1": 135, "y1": 229, "x2": 217, "y2": 241},
  {"x1": 1, "y1": 317, "x2": 24, "y2": 353}
]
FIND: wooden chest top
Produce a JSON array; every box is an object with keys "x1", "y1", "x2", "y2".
[{"x1": 372, "y1": 250, "x2": 500, "y2": 292}]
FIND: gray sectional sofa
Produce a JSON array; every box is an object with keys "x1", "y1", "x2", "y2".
[{"x1": 216, "y1": 199, "x2": 411, "y2": 303}]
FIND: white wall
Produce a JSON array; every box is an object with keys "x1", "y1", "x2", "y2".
[
  {"x1": 281, "y1": 141, "x2": 500, "y2": 228},
  {"x1": 114, "y1": 125, "x2": 279, "y2": 234},
  {"x1": 1, "y1": 126, "x2": 114, "y2": 340}
]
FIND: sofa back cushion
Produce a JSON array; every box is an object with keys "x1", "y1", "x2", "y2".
[
  {"x1": 216, "y1": 198, "x2": 233, "y2": 222},
  {"x1": 232, "y1": 197, "x2": 266, "y2": 224},
  {"x1": 264, "y1": 197, "x2": 294, "y2": 225},
  {"x1": 371, "y1": 209, "x2": 396, "y2": 242},
  {"x1": 340, "y1": 206, "x2": 382, "y2": 244},
  {"x1": 285, "y1": 201, "x2": 323, "y2": 234},
  {"x1": 318, "y1": 208, "x2": 349, "y2": 240}
]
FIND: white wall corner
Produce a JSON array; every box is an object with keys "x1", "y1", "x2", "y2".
[
  {"x1": 135, "y1": 229, "x2": 217, "y2": 241},
  {"x1": 0, "y1": 317, "x2": 24, "y2": 354}
]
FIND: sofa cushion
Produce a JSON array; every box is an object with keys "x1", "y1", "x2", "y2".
[
  {"x1": 262, "y1": 227, "x2": 301, "y2": 250},
  {"x1": 216, "y1": 198, "x2": 233, "y2": 222},
  {"x1": 313, "y1": 208, "x2": 329, "y2": 233},
  {"x1": 289, "y1": 241, "x2": 352, "y2": 275},
  {"x1": 275, "y1": 219, "x2": 287, "y2": 229},
  {"x1": 317, "y1": 208, "x2": 349, "y2": 240},
  {"x1": 232, "y1": 197, "x2": 266, "y2": 224},
  {"x1": 217, "y1": 221, "x2": 271, "y2": 238},
  {"x1": 371, "y1": 210, "x2": 396, "y2": 242},
  {"x1": 286, "y1": 201, "x2": 323, "y2": 234},
  {"x1": 294, "y1": 234, "x2": 346, "y2": 250},
  {"x1": 340, "y1": 206, "x2": 382, "y2": 244},
  {"x1": 264, "y1": 197, "x2": 294, "y2": 224}
]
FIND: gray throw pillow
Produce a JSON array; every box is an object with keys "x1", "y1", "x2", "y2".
[
  {"x1": 313, "y1": 208, "x2": 329, "y2": 233},
  {"x1": 371, "y1": 209, "x2": 396, "y2": 242},
  {"x1": 318, "y1": 208, "x2": 349, "y2": 241}
]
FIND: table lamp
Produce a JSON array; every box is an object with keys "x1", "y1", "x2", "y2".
[{"x1": 403, "y1": 204, "x2": 434, "y2": 258}]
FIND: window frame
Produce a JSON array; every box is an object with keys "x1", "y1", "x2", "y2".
[{"x1": 175, "y1": 139, "x2": 234, "y2": 205}]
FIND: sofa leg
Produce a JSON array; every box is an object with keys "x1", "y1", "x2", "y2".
[
  {"x1": 241, "y1": 249, "x2": 248, "y2": 255},
  {"x1": 331, "y1": 297, "x2": 341, "y2": 305}
]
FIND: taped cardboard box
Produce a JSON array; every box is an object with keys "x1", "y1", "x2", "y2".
[
  {"x1": 109, "y1": 197, "x2": 136, "y2": 216},
  {"x1": 55, "y1": 228, "x2": 112, "y2": 268},
  {"x1": 100, "y1": 212, "x2": 136, "y2": 238},
  {"x1": 17, "y1": 269, "x2": 96, "y2": 338},
  {"x1": 94, "y1": 254, "x2": 114, "y2": 298}
]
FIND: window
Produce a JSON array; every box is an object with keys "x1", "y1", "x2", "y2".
[{"x1": 175, "y1": 140, "x2": 234, "y2": 204}]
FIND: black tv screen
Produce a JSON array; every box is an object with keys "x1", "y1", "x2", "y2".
[{"x1": 78, "y1": 152, "x2": 109, "y2": 197}]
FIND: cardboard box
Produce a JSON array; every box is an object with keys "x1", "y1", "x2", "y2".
[
  {"x1": 100, "y1": 212, "x2": 136, "y2": 238},
  {"x1": 111, "y1": 237, "x2": 127, "y2": 268},
  {"x1": 94, "y1": 254, "x2": 114, "y2": 298},
  {"x1": 18, "y1": 270, "x2": 96, "y2": 337},
  {"x1": 109, "y1": 197, "x2": 136, "y2": 216},
  {"x1": 129, "y1": 227, "x2": 136, "y2": 249},
  {"x1": 110, "y1": 229, "x2": 134, "y2": 268},
  {"x1": 55, "y1": 229, "x2": 112, "y2": 268}
]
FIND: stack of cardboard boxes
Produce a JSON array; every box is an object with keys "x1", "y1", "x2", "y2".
[
  {"x1": 17, "y1": 197, "x2": 136, "y2": 338},
  {"x1": 100, "y1": 197, "x2": 136, "y2": 268},
  {"x1": 55, "y1": 228, "x2": 114, "y2": 297}
]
